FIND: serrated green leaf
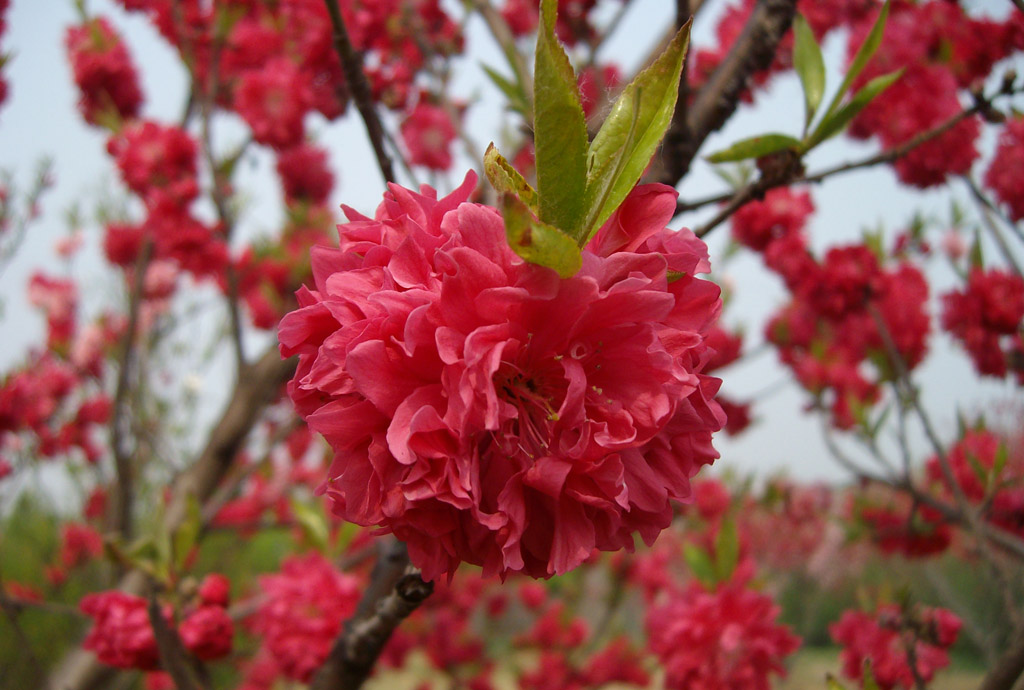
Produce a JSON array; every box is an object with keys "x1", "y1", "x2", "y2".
[
  {"x1": 533, "y1": 0, "x2": 589, "y2": 235},
  {"x1": 822, "y1": 0, "x2": 891, "y2": 122},
  {"x1": 808, "y1": 69, "x2": 902, "y2": 148},
  {"x1": 582, "y1": 19, "x2": 692, "y2": 241},
  {"x1": 484, "y1": 142, "x2": 540, "y2": 215},
  {"x1": 172, "y1": 493, "x2": 201, "y2": 572},
  {"x1": 714, "y1": 517, "x2": 739, "y2": 582},
  {"x1": 292, "y1": 499, "x2": 330, "y2": 553},
  {"x1": 682, "y1": 542, "x2": 718, "y2": 588},
  {"x1": 793, "y1": 14, "x2": 825, "y2": 133},
  {"x1": 705, "y1": 133, "x2": 802, "y2": 163},
  {"x1": 501, "y1": 193, "x2": 582, "y2": 278}
]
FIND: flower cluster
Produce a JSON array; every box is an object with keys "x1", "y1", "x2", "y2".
[
  {"x1": 247, "y1": 552, "x2": 361, "y2": 682},
  {"x1": 400, "y1": 101, "x2": 459, "y2": 171},
  {"x1": 926, "y1": 428, "x2": 1024, "y2": 537},
  {"x1": 831, "y1": 603, "x2": 962, "y2": 690},
  {"x1": 80, "y1": 575, "x2": 235, "y2": 671},
  {"x1": 941, "y1": 268, "x2": 1024, "y2": 383},
  {"x1": 64, "y1": 17, "x2": 143, "y2": 126},
  {"x1": 985, "y1": 116, "x2": 1024, "y2": 222},
  {"x1": 765, "y1": 243, "x2": 930, "y2": 429},
  {"x1": 80, "y1": 591, "x2": 163, "y2": 670},
  {"x1": 844, "y1": 2, "x2": 1023, "y2": 188},
  {"x1": 280, "y1": 175, "x2": 724, "y2": 580},
  {"x1": 646, "y1": 582, "x2": 801, "y2": 690},
  {"x1": 730, "y1": 187, "x2": 814, "y2": 252}
]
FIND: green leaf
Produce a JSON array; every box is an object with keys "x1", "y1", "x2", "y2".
[
  {"x1": 682, "y1": 542, "x2": 718, "y2": 588},
  {"x1": 582, "y1": 18, "x2": 692, "y2": 241},
  {"x1": 993, "y1": 442, "x2": 1009, "y2": 482},
  {"x1": 793, "y1": 14, "x2": 826, "y2": 133},
  {"x1": 705, "y1": 133, "x2": 802, "y2": 163},
  {"x1": 484, "y1": 142, "x2": 540, "y2": 215},
  {"x1": 482, "y1": 63, "x2": 529, "y2": 114},
  {"x1": 810, "y1": 69, "x2": 902, "y2": 147},
  {"x1": 501, "y1": 193, "x2": 582, "y2": 278},
  {"x1": 714, "y1": 517, "x2": 739, "y2": 582},
  {"x1": 533, "y1": 0, "x2": 589, "y2": 235},
  {"x1": 969, "y1": 228, "x2": 984, "y2": 270},
  {"x1": 862, "y1": 659, "x2": 882, "y2": 690},
  {"x1": 291, "y1": 499, "x2": 330, "y2": 553},
  {"x1": 964, "y1": 448, "x2": 989, "y2": 487},
  {"x1": 172, "y1": 493, "x2": 202, "y2": 572},
  {"x1": 822, "y1": 0, "x2": 891, "y2": 122}
]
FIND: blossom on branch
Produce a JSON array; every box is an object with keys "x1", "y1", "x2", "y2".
[
  {"x1": 646, "y1": 582, "x2": 801, "y2": 690},
  {"x1": 279, "y1": 174, "x2": 724, "y2": 580}
]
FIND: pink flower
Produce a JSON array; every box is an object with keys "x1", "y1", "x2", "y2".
[
  {"x1": 986, "y1": 116, "x2": 1024, "y2": 222},
  {"x1": 831, "y1": 604, "x2": 961, "y2": 690},
  {"x1": 276, "y1": 143, "x2": 335, "y2": 206},
  {"x1": 400, "y1": 102, "x2": 458, "y2": 171},
  {"x1": 59, "y1": 523, "x2": 103, "y2": 569},
  {"x1": 279, "y1": 174, "x2": 724, "y2": 580},
  {"x1": 249, "y1": 553, "x2": 361, "y2": 682},
  {"x1": 198, "y1": 573, "x2": 231, "y2": 608},
  {"x1": 646, "y1": 583, "x2": 801, "y2": 690},
  {"x1": 65, "y1": 17, "x2": 143, "y2": 126},
  {"x1": 233, "y1": 58, "x2": 313, "y2": 149},
  {"x1": 108, "y1": 120, "x2": 199, "y2": 208},
  {"x1": 179, "y1": 605, "x2": 234, "y2": 661},
  {"x1": 941, "y1": 268, "x2": 1024, "y2": 379},
  {"x1": 79, "y1": 591, "x2": 162, "y2": 670},
  {"x1": 730, "y1": 187, "x2": 814, "y2": 252}
]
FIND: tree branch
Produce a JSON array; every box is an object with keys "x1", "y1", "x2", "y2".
[
  {"x1": 649, "y1": 0, "x2": 798, "y2": 186},
  {"x1": 310, "y1": 539, "x2": 434, "y2": 690},
  {"x1": 48, "y1": 346, "x2": 296, "y2": 690},
  {"x1": 147, "y1": 591, "x2": 208, "y2": 690},
  {"x1": 108, "y1": 237, "x2": 154, "y2": 541},
  {"x1": 323, "y1": 0, "x2": 397, "y2": 184},
  {"x1": 980, "y1": 626, "x2": 1024, "y2": 690}
]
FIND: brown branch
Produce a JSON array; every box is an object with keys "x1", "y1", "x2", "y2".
[
  {"x1": 689, "y1": 103, "x2": 982, "y2": 237},
  {"x1": 310, "y1": 539, "x2": 434, "y2": 690},
  {"x1": 980, "y1": 626, "x2": 1024, "y2": 690},
  {"x1": 323, "y1": 0, "x2": 396, "y2": 184},
  {"x1": 649, "y1": 0, "x2": 798, "y2": 186},
  {"x1": 147, "y1": 592, "x2": 208, "y2": 690},
  {"x1": 48, "y1": 346, "x2": 296, "y2": 690},
  {"x1": 108, "y1": 237, "x2": 155, "y2": 541}
]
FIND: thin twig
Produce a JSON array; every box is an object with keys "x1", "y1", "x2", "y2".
[
  {"x1": 109, "y1": 237, "x2": 154, "y2": 541},
  {"x1": 0, "y1": 569, "x2": 49, "y2": 688},
  {"x1": 324, "y1": 0, "x2": 396, "y2": 184},
  {"x1": 147, "y1": 589, "x2": 208, "y2": 690},
  {"x1": 691, "y1": 103, "x2": 983, "y2": 236},
  {"x1": 197, "y1": 35, "x2": 247, "y2": 369},
  {"x1": 962, "y1": 174, "x2": 1024, "y2": 277}
]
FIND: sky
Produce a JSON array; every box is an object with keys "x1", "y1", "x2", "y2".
[{"x1": 0, "y1": 0, "x2": 1021, "y2": 490}]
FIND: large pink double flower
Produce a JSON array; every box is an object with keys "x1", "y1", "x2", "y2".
[{"x1": 279, "y1": 172, "x2": 724, "y2": 579}]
